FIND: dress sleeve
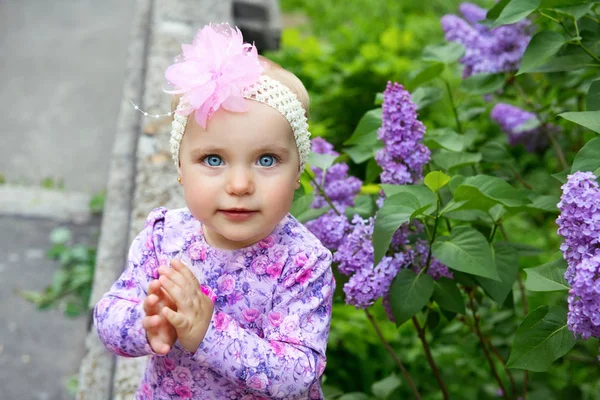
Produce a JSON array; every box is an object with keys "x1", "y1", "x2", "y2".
[
  {"x1": 93, "y1": 207, "x2": 168, "y2": 358},
  {"x1": 192, "y1": 248, "x2": 335, "y2": 399}
]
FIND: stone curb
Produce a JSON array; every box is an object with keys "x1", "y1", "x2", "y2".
[
  {"x1": 0, "y1": 185, "x2": 92, "y2": 224},
  {"x1": 77, "y1": 0, "x2": 152, "y2": 398},
  {"x1": 77, "y1": 1, "x2": 283, "y2": 398}
]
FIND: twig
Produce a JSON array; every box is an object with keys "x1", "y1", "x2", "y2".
[
  {"x1": 365, "y1": 310, "x2": 422, "y2": 399},
  {"x1": 412, "y1": 317, "x2": 450, "y2": 400},
  {"x1": 457, "y1": 315, "x2": 518, "y2": 398},
  {"x1": 443, "y1": 79, "x2": 463, "y2": 135},
  {"x1": 468, "y1": 291, "x2": 509, "y2": 400}
]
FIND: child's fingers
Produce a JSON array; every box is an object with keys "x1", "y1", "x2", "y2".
[
  {"x1": 143, "y1": 294, "x2": 160, "y2": 315},
  {"x1": 158, "y1": 265, "x2": 188, "y2": 290},
  {"x1": 162, "y1": 306, "x2": 188, "y2": 330},
  {"x1": 142, "y1": 314, "x2": 162, "y2": 330},
  {"x1": 170, "y1": 259, "x2": 200, "y2": 286}
]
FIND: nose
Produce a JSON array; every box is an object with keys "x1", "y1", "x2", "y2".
[{"x1": 226, "y1": 166, "x2": 254, "y2": 196}]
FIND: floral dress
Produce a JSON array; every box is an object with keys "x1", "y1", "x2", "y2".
[{"x1": 94, "y1": 207, "x2": 335, "y2": 400}]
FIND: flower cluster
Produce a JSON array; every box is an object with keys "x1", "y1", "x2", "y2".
[
  {"x1": 309, "y1": 137, "x2": 362, "y2": 210},
  {"x1": 375, "y1": 82, "x2": 430, "y2": 185},
  {"x1": 305, "y1": 137, "x2": 361, "y2": 251},
  {"x1": 490, "y1": 103, "x2": 553, "y2": 152},
  {"x1": 557, "y1": 171, "x2": 600, "y2": 339},
  {"x1": 441, "y1": 2, "x2": 531, "y2": 78}
]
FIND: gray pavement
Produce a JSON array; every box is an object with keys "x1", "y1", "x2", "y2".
[
  {"x1": 0, "y1": 0, "x2": 135, "y2": 398},
  {"x1": 0, "y1": 0, "x2": 135, "y2": 193},
  {"x1": 0, "y1": 215, "x2": 100, "y2": 400}
]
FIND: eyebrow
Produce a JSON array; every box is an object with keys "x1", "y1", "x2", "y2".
[{"x1": 189, "y1": 145, "x2": 291, "y2": 158}]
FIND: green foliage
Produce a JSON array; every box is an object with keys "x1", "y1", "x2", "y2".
[
  {"x1": 89, "y1": 191, "x2": 106, "y2": 215},
  {"x1": 18, "y1": 227, "x2": 95, "y2": 317},
  {"x1": 281, "y1": 0, "x2": 600, "y2": 397}
]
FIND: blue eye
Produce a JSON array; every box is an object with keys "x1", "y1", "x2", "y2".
[
  {"x1": 258, "y1": 155, "x2": 276, "y2": 167},
  {"x1": 203, "y1": 155, "x2": 223, "y2": 166}
]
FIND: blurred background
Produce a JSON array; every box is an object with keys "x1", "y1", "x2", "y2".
[{"x1": 2, "y1": 0, "x2": 599, "y2": 399}]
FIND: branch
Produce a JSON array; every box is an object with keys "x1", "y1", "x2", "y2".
[
  {"x1": 468, "y1": 291, "x2": 509, "y2": 400},
  {"x1": 365, "y1": 310, "x2": 422, "y2": 399},
  {"x1": 412, "y1": 317, "x2": 450, "y2": 400}
]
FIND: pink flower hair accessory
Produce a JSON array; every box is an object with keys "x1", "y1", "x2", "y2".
[
  {"x1": 165, "y1": 23, "x2": 264, "y2": 128},
  {"x1": 164, "y1": 23, "x2": 312, "y2": 171}
]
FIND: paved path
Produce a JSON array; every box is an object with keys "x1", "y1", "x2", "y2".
[{"x1": 0, "y1": 0, "x2": 135, "y2": 398}]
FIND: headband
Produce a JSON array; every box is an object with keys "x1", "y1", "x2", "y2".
[{"x1": 165, "y1": 24, "x2": 311, "y2": 170}]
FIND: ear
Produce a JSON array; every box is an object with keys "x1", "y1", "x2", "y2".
[
  {"x1": 295, "y1": 170, "x2": 302, "y2": 190},
  {"x1": 177, "y1": 163, "x2": 182, "y2": 180}
]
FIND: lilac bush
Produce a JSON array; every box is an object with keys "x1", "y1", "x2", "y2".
[
  {"x1": 490, "y1": 103, "x2": 553, "y2": 152},
  {"x1": 441, "y1": 2, "x2": 531, "y2": 77}
]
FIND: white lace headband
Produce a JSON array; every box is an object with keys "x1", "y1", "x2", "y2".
[{"x1": 169, "y1": 75, "x2": 311, "y2": 171}]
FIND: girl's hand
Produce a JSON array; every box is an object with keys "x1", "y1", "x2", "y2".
[
  {"x1": 142, "y1": 279, "x2": 178, "y2": 355},
  {"x1": 158, "y1": 259, "x2": 215, "y2": 353}
]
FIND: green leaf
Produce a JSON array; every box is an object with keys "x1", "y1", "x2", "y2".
[
  {"x1": 525, "y1": 258, "x2": 569, "y2": 291},
  {"x1": 432, "y1": 151, "x2": 482, "y2": 171},
  {"x1": 448, "y1": 175, "x2": 466, "y2": 194},
  {"x1": 295, "y1": 207, "x2": 329, "y2": 224},
  {"x1": 432, "y1": 226, "x2": 500, "y2": 280},
  {"x1": 408, "y1": 63, "x2": 445, "y2": 90},
  {"x1": 389, "y1": 269, "x2": 435, "y2": 326},
  {"x1": 587, "y1": 80, "x2": 600, "y2": 111},
  {"x1": 344, "y1": 143, "x2": 384, "y2": 164},
  {"x1": 453, "y1": 175, "x2": 531, "y2": 211},
  {"x1": 572, "y1": 137, "x2": 600, "y2": 173},
  {"x1": 424, "y1": 171, "x2": 451, "y2": 193},
  {"x1": 380, "y1": 184, "x2": 437, "y2": 213},
  {"x1": 552, "y1": 168, "x2": 570, "y2": 183},
  {"x1": 345, "y1": 195, "x2": 375, "y2": 219},
  {"x1": 554, "y1": 3, "x2": 594, "y2": 19},
  {"x1": 290, "y1": 192, "x2": 314, "y2": 217},
  {"x1": 422, "y1": 42, "x2": 465, "y2": 64},
  {"x1": 518, "y1": 31, "x2": 567, "y2": 74},
  {"x1": 460, "y1": 73, "x2": 506, "y2": 95},
  {"x1": 507, "y1": 305, "x2": 576, "y2": 371},
  {"x1": 480, "y1": 141, "x2": 512, "y2": 163},
  {"x1": 528, "y1": 54, "x2": 594, "y2": 72},
  {"x1": 541, "y1": 0, "x2": 594, "y2": 8},
  {"x1": 477, "y1": 242, "x2": 519, "y2": 304},
  {"x1": 371, "y1": 374, "x2": 402, "y2": 399},
  {"x1": 527, "y1": 194, "x2": 560, "y2": 212},
  {"x1": 486, "y1": 0, "x2": 511, "y2": 20},
  {"x1": 365, "y1": 158, "x2": 383, "y2": 184},
  {"x1": 492, "y1": 0, "x2": 541, "y2": 28},
  {"x1": 307, "y1": 152, "x2": 338, "y2": 171},
  {"x1": 50, "y1": 227, "x2": 72, "y2": 245},
  {"x1": 559, "y1": 111, "x2": 600, "y2": 133},
  {"x1": 432, "y1": 278, "x2": 466, "y2": 314},
  {"x1": 344, "y1": 108, "x2": 382, "y2": 146},
  {"x1": 373, "y1": 193, "x2": 423, "y2": 265},
  {"x1": 425, "y1": 128, "x2": 467, "y2": 152},
  {"x1": 412, "y1": 87, "x2": 444, "y2": 110},
  {"x1": 338, "y1": 393, "x2": 371, "y2": 400}
]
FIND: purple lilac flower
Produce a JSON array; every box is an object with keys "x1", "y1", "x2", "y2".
[
  {"x1": 441, "y1": 2, "x2": 531, "y2": 78},
  {"x1": 344, "y1": 253, "x2": 405, "y2": 309},
  {"x1": 557, "y1": 171, "x2": 600, "y2": 340},
  {"x1": 557, "y1": 171, "x2": 600, "y2": 279},
  {"x1": 334, "y1": 215, "x2": 375, "y2": 276},
  {"x1": 309, "y1": 137, "x2": 362, "y2": 210},
  {"x1": 566, "y1": 254, "x2": 600, "y2": 340},
  {"x1": 305, "y1": 210, "x2": 350, "y2": 251},
  {"x1": 375, "y1": 82, "x2": 430, "y2": 185},
  {"x1": 490, "y1": 103, "x2": 553, "y2": 152}
]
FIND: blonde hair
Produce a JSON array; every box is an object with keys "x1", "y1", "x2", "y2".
[{"x1": 171, "y1": 55, "x2": 309, "y2": 118}]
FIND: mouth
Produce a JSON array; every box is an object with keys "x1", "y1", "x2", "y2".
[{"x1": 218, "y1": 208, "x2": 258, "y2": 221}]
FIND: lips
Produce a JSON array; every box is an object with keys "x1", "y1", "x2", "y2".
[{"x1": 219, "y1": 208, "x2": 258, "y2": 221}]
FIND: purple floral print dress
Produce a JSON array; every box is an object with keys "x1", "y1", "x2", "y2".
[{"x1": 94, "y1": 207, "x2": 335, "y2": 400}]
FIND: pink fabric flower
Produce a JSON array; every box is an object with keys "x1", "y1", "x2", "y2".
[
  {"x1": 215, "y1": 312, "x2": 232, "y2": 331},
  {"x1": 164, "y1": 24, "x2": 264, "y2": 128},
  {"x1": 251, "y1": 255, "x2": 269, "y2": 275},
  {"x1": 187, "y1": 242, "x2": 206, "y2": 261},
  {"x1": 242, "y1": 308, "x2": 260, "y2": 322},
  {"x1": 217, "y1": 275, "x2": 235, "y2": 295},
  {"x1": 266, "y1": 262, "x2": 283, "y2": 279},
  {"x1": 258, "y1": 235, "x2": 275, "y2": 248},
  {"x1": 175, "y1": 385, "x2": 193, "y2": 399},
  {"x1": 246, "y1": 373, "x2": 269, "y2": 390},
  {"x1": 268, "y1": 311, "x2": 284, "y2": 327}
]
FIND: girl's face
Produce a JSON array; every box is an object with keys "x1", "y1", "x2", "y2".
[{"x1": 178, "y1": 101, "x2": 301, "y2": 250}]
